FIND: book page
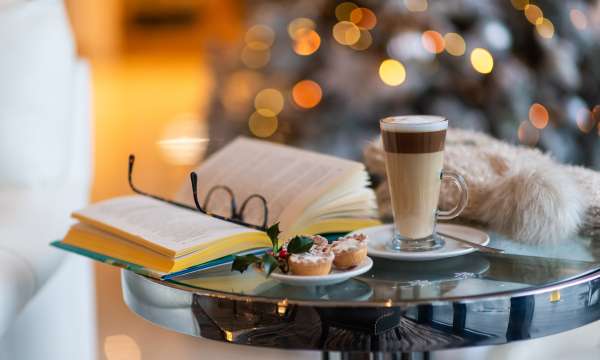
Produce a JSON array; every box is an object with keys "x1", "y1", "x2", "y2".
[
  {"x1": 72, "y1": 195, "x2": 262, "y2": 257},
  {"x1": 177, "y1": 137, "x2": 364, "y2": 234}
]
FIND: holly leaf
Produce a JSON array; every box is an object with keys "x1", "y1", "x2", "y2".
[
  {"x1": 266, "y1": 223, "x2": 281, "y2": 251},
  {"x1": 261, "y1": 253, "x2": 279, "y2": 276},
  {"x1": 231, "y1": 254, "x2": 261, "y2": 273},
  {"x1": 286, "y1": 235, "x2": 314, "y2": 254}
]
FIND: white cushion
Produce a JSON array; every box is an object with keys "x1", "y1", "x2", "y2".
[
  {"x1": 0, "y1": 250, "x2": 35, "y2": 336},
  {"x1": 0, "y1": 0, "x2": 91, "y2": 338},
  {"x1": 0, "y1": 0, "x2": 77, "y2": 187}
]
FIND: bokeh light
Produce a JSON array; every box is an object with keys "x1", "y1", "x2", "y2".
[
  {"x1": 536, "y1": 18, "x2": 555, "y2": 39},
  {"x1": 443, "y1": 33, "x2": 466, "y2": 56},
  {"x1": 350, "y1": 29, "x2": 373, "y2": 51},
  {"x1": 292, "y1": 80, "x2": 322, "y2": 109},
  {"x1": 528, "y1": 103, "x2": 549, "y2": 129},
  {"x1": 157, "y1": 113, "x2": 208, "y2": 166},
  {"x1": 388, "y1": 31, "x2": 432, "y2": 61},
  {"x1": 518, "y1": 121, "x2": 540, "y2": 146},
  {"x1": 404, "y1": 0, "x2": 428, "y2": 12},
  {"x1": 248, "y1": 111, "x2": 278, "y2": 138},
  {"x1": 244, "y1": 25, "x2": 275, "y2": 50},
  {"x1": 335, "y1": 2, "x2": 358, "y2": 21},
  {"x1": 241, "y1": 47, "x2": 270, "y2": 69},
  {"x1": 524, "y1": 4, "x2": 544, "y2": 25},
  {"x1": 592, "y1": 105, "x2": 600, "y2": 123},
  {"x1": 484, "y1": 21, "x2": 512, "y2": 51},
  {"x1": 421, "y1": 30, "x2": 445, "y2": 54},
  {"x1": 104, "y1": 335, "x2": 141, "y2": 360},
  {"x1": 470, "y1": 48, "x2": 494, "y2": 74},
  {"x1": 576, "y1": 108, "x2": 595, "y2": 133},
  {"x1": 333, "y1": 21, "x2": 361, "y2": 46},
  {"x1": 379, "y1": 59, "x2": 406, "y2": 86},
  {"x1": 254, "y1": 88, "x2": 284, "y2": 117},
  {"x1": 288, "y1": 18, "x2": 316, "y2": 40},
  {"x1": 293, "y1": 29, "x2": 321, "y2": 55},
  {"x1": 570, "y1": 9, "x2": 588, "y2": 31},
  {"x1": 350, "y1": 7, "x2": 377, "y2": 30}
]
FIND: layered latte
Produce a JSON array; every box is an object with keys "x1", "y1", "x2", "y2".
[{"x1": 380, "y1": 116, "x2": 447, "y2": 240}]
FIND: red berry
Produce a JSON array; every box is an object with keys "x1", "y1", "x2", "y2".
[{"x1": 278, "y1": 248, "x2": 288, "y2": 258}]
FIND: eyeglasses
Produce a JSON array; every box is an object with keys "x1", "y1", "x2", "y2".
[{"x1": 128, "y1": 154, "x2": 269, "y2": 231}]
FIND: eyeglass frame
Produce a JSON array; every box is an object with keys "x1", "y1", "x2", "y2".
[{"x1": 128, "y1": 154, "x2": 269, "y2": 231}]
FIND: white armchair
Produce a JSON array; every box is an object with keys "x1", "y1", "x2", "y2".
[{"x1": 0, "y1": 0, "x2": 96, "y2": 359}]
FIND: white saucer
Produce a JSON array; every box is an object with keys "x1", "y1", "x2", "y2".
[
  {"x1": 269, "y1": 257, "x2": 373, "y2": 287},
  {"x1": 349, "y1": 224, "x2": 489, "y2": 261}
]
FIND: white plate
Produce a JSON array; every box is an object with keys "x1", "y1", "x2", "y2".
[
  {"x1": 269, "y1": 257, "x2": 373, "y2": 286},
  {"x1": 349, "y1": 224, "x2": 490, "y2": 261}
]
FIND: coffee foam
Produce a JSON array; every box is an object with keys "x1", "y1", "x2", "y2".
[{"x1": 380, "y1": 115, "x2": 447, "y2": 133}]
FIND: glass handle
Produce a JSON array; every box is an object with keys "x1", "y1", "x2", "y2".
[{"x1": 437, "y1": 170, "x2": 468, "y2": 221}]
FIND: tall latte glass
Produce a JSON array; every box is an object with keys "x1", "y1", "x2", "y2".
[{"x1": 380, "y1": 116, "x2": 468, "y2": 251}]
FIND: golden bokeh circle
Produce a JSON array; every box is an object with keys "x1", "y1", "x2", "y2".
[
  {"x1": 404, "y1": 0, "x2": 428, "y2": 12},
  {"x1": 104, "y1": 335, "x2": 142, "y2": 360},
  {"x1": 335, "y1": 2, "x2": 359, "y2": 21},
  {"x1": 443, "y1": 33, "x2": 466, "y2": 56},
  {"x1": 421, "y1": 30, "x2": 445, "y2": 54},
  {"x1": 528, "y1": 103, "x2": 549, "y2": 129},
  {"x1": 248, "y1": 112, "x2": 278, "y2": 138},
  {"x1": 241, "y1": 46, "x2": 270, "y2": 69},
  {"x1": 536, "y1": 18, "x2": 555, "y2": 39},
  {"x1": 470, "y1": 48, "x2": 494, "y2": 74},
  {"x1": 333, "y1": 21, "x2": 361, "y2": 46},
  {"x1": 254, "y1": 88, "x2": 284, "y2": 117},
  {"x1": 350, "y1": 7, "x2": 377, "y2": 30},
  {"x1": 293, "y1": 29, "x2": 321, "y2": 56},
  {"x1": 288, "y1": 18, "x2": 316, "y2": 40},
  {"x1": 292, "y1": 80, "x2": 323, "y2": 109},
  {"x1": 524, "y1": 4, "x2": 544, "y2": 25},
  {"x1": 350, "y1": 29, "x2": 373, "y2": 51},
  {"x1": 244, "y1": 25, "x2": 275, "y2": 50},
  {"x1": 379, "y1": 59, "x2": 406, "y2": 87}
]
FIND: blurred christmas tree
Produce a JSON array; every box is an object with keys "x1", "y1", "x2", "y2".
[{"x1": 205, "y1": 0, "x2": 600, "y2": 169}]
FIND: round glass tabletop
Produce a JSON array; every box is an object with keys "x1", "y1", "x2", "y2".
[
  {"x1": 164, "y1": 228, "x2": 600, "y2": 305},
  {"x1": 122, "y1": 227, "x2": 600, "y2": 353}
]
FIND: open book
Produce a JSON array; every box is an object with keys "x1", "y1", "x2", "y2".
[{"x1": 57, "y1": 137, "x2": 379, "y2": 274}]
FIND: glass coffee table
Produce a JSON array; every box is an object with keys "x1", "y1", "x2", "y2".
[{"x1": 121, "y1": 228, "x2": 600, "y2": 359}]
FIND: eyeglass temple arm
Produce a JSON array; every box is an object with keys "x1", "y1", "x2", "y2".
[
  {"x1": 129, "y1": 154, "x2": 197, "y2": 211},
  {"x1": 190, "y1": 172, "x2": 205, "y2": 213},
  {"x1": 128, "y1": 155, "x2": 141, "y2": 194}
]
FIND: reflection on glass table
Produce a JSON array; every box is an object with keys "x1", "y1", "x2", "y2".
[
  {"x1": 167, "y1": 228, "x2": 600, "y2": 304},
  {"x1": 122, "y1": 227, "x2": 600, "y2": 355}
]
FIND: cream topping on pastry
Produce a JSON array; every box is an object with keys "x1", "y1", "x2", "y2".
[
  {"x1": 332, "y1": 233, "x2": 367, "y2": 254},
  {"x1": 288, "y1": 235, "x2": 333, "y2": 264}
]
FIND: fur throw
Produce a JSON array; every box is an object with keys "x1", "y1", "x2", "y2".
[{"x1": 364, "y1": 129, "x2": 599, "y2": 244}]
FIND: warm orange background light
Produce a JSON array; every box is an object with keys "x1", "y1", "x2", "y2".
[
  {"x1": 293, "y1": 29, "x2": 321, "y2": 55},
  {"x1": 529, "y1": 103, "x2": 549, "y2": 129},
  {"x1": 350, "y1": 7, "x2": 377, "y2": 30},
  {"x1": 292, "y1": 80, "x2": 323, "y2": 109},
  {"x1": 421, "y1": 30, "x2": 445, "y2": 54}
]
